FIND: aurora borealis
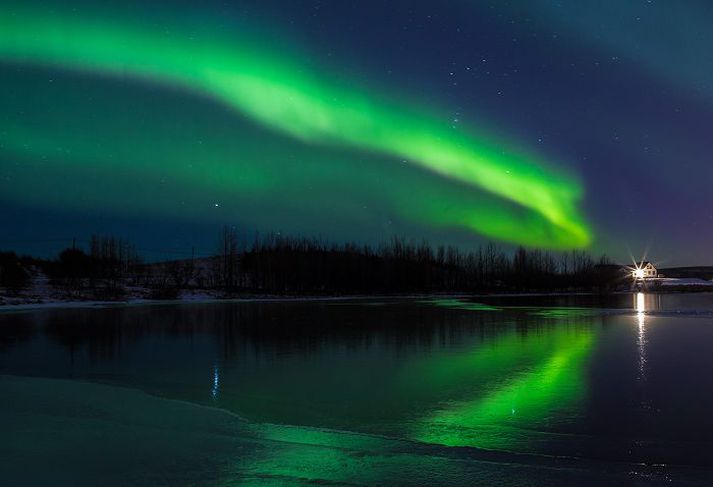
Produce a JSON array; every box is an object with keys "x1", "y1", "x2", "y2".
[{"x1": 1, "y1": 1, "x2": 712, "y2": 262}]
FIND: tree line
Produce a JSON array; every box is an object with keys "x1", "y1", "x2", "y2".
[
  {"x1": 1, "y1": 230, "x2": 623, "y2": 298},
  {"x1": 232, "y1": 231, "x2": 614, "y2": 294}
]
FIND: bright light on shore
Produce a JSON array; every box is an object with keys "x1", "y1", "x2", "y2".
[{"x1": 634, "y1": 268, "x2": 645, "y2": 279}]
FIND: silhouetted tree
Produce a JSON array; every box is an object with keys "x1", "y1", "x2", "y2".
[{"x1": 0, "y1": 252, "x2": 31, "y2": 292}]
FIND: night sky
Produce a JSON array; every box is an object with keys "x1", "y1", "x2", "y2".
[{"x1": 1, "y1": 1, "x2": 711, "y2": 264}]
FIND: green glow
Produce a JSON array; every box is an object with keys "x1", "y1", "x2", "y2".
[
  {"x1": 1, "y1": 373, "x2": 612, "y2": 485},
  {"x1": 411, "y1": 329, "x2": 593, "y2": 450},
  {"x1": 402, "y1": 301, "x2": 597, "y2": 451},
  {"x1": 425, "y1": 299, "x2": 502, "y2": 311},
  {"x1": 236, "y1": 324, "x2": 595, "y2": 482},
  {"x1": 0, "y1": 4, "x2": 592, "y2": 248}
]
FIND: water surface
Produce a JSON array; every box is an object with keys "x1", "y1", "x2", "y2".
[{"x1": 2, "y1": 293, "x2": 713, "y2": 485}]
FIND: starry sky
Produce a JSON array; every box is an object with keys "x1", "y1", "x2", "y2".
[{"x1": 1, "y1": 1, "x2": 711, "y2": 264}]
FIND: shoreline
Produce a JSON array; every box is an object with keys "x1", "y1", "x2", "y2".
[
  {"x1": 3, "y1": 289, "x2": 713, "y2": 313},
  {"x1": 0, "y1": 293, "x2": 470, "y2": 313}
]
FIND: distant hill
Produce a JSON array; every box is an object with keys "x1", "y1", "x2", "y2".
[{"x1": 659, "y1": 267, "x2": 713, "y2": 280}]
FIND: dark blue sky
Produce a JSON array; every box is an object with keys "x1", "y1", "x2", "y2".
[{"x1": 1, "y1": 1, "x2": 712, "y2": 265}]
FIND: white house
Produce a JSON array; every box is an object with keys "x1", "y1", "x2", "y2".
[{"x1": 632, "y1": 262, "x2": 657, "y2": 280}]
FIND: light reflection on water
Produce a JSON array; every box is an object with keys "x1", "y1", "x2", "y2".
[
  {"x1": 635, "y1": 292, "x2": 647, "y2": 381},
  {"x1": 633, "y1": 292, "x2": 663, "y2": 383},
  {"x1": 212, "y1": 363, "x2": 220, "y2": 400}
]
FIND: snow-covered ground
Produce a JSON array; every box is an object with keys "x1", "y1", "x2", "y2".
[
  {"x1": 657, "y1": 278, "x2": 713, "y2": 287},
  {"x1": 0, "y1": 270, "x2": 442, "y2": 312}
]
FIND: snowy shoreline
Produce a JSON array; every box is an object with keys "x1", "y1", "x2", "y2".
[
  {"x1": 0, "y1": 292, "x2": 472, "y2": 313},
  {"x1": 3, "y1": 288, "x2": 713, "y2": 313}
]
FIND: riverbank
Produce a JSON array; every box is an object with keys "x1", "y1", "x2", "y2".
[
  {"x1": 0, "y1": 291, "x2": 478, "y2": 313},
  {"x1": 4, "y1": 288, "x2": 713, "y2": 314}
]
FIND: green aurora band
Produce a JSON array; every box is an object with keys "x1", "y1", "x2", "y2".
[{"x1": 0, "y1": 5, "x2": 591, "y2": 248}]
